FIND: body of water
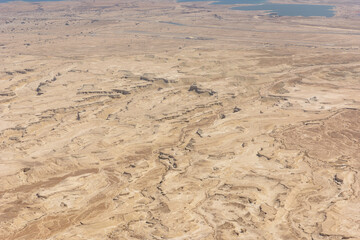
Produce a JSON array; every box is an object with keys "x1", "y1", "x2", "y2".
[
  {"x1": 233, "y1": 3, "x2": 335, "y2": 17},
  {"x1": 177, "y1": 0, "x2": 266, "y2": 4},
  {"x1": 178, "y1": 0, "x2": 335, "y2": 17},
  {"x1": 159, "y1": 21, "x2": 185, "y2": 26}
]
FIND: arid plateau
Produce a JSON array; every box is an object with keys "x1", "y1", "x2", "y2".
[{"x1": 0, "y1": 0, "x2": 360, "y2": 239}]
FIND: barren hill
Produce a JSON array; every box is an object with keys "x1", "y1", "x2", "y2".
[{"x1": 0, "y1": 0, "x2": 359, "y2": 239}]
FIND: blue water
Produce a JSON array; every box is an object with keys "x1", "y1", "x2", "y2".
[
  {"x1": 233, "y1": 3, "x2": 335, "y2": 17},
  {"x1": 159, "y1": 21, "x2": 185, "y2": 26},
  {"x1": 177, "y1": 0, "x2": 266, "y2": 4},
  {"x1": 178, "y1": 0, "x2": 335, "y2": 17}
]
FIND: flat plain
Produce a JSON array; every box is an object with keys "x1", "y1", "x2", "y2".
[{"x1": 0, "y1": 0, "x2": 359, "y2": 239}]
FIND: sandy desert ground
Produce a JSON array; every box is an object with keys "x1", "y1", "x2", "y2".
[{"x1": 0, "y1": 0, "x2": 360, "y2": 239}]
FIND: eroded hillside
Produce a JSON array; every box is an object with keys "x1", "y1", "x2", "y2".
[{"x1": 0, "y1": 0, "x2": 359, "y2": 239}]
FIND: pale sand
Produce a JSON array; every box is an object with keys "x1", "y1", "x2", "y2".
[{"x1": 0, "y1": 0, "x2": 360, "y2": 239}]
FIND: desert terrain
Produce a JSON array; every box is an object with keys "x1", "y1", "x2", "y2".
[{"x1": 0, "y1": 0, "x2": 359, "y2": 239}]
